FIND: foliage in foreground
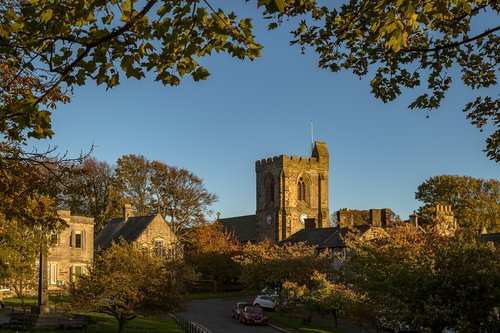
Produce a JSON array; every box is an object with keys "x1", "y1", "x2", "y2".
[
  {"x1": 1, "y1": 1, "x2": 497, "y2": 160},
  {"x1": 68, "y1": 240, "x2": 196, "y2": 333},
  {"x1": 344, "y1": 225, "x2": 500, "y2": 333},
  {"x1": 0, "y1": 0, "x2": 261, "y2": 141},
  {"x1": 270, "y1": 0, "x2": 499, "y2": 161},
  {"x1": 234, "y1": 240, "x2": 331, "y2": 309}
]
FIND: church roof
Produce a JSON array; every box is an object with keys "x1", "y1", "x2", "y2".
[
  {"x1": 279, "y1": 225, "x2": 371, "y2": 249},
  {"x1": 481, "y1": 232, "x2": 500, "y2": 246},
  {"x1": 94, "y1": 215, "x2": 157, "y2": 249},
  {"x1": 219, "y1": 214, "x2": 256, "y2": 243}
]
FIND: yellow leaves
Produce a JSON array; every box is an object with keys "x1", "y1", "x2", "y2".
[
  {"x1": 274, "y1": 0, "x2": 285, "y2": 12},
  {"x1": 40, "y1": 9, "x2": 53, "y2": 23},
  {"x1": 0, "y1": 25, "x2": 8, "y2": 38}
]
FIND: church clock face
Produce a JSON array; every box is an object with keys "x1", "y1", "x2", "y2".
[
  {"x1": 299, "y1": 213, "x2": 308, "y2": 224},
  {"x1": 266, "y1": 215, "x2": 272, "y2": 225}
]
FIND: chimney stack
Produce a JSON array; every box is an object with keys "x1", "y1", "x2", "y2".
[
  {"x1": 409, "y1": 211, "x2": 418, "y2": 226},
  {"x1": 123, "y1": 203, "x2": 133, "y2": 220}
]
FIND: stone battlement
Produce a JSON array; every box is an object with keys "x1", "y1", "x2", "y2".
[{"x1": 255, "y1": 154, "x2": 320, "y2": 170}]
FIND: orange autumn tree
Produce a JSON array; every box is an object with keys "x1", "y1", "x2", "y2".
[
  {"x1": 185, "y1": 221, "x2": 241, "y2": 292},
  {"x1": 234, "y1": 240, "x2": 331, "y2": 309},
  {"x1": 283, "y1": 270, "x2": 366, "y2": 329}
]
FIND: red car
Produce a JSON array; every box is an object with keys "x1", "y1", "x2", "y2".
[{"x1": 239, "y1": 305, "x2": 269, "y2": 325}]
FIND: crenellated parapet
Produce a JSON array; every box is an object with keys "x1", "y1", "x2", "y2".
[
  {"x1": 255, "y1": 154, "x2": 323, "y2": 172},
  {"x1": 255, "y1": 141, "x2": 330, "y2": 243}
]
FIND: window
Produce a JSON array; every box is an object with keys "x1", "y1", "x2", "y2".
[
  {"x1": 167, "y1": 246, "x2": 176, "y2": 259},
  {"x1": 154, "y1": 240, "x2": 164, "y2": 258},
  {"x1": 70, "y1": 265, "x2": 84, "y2": 283},
  {"x1": 48, "y1": 263, "x2": 57, "y2": 285},
  {"x1": 264, "y1": 173, "x2": 274, "y2": 203},
  {"x1": 75, "y1": 231, "x2": 82, "y2": 249},
  {"x1": 298, "y1": 177, "x2": 307, "y2": 202},
  {"x1": 50, "y1": 230, "x2": 58, "y2": 245}
]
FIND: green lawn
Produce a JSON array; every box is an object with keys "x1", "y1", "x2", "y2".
[
  {"x1": 0, "y1": 312, "x2": 182, "y2": 333},
  {"x1": 82, "y1": 314, "x2": 184, "y2": 333},
  {"x1": 268, "y1": 312, "x2": 350, "y2": 333},
  {"x1": 1, "y1": 297, "x2": 182, "y2": 333}
]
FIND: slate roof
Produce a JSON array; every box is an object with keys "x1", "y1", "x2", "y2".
[
  {"x1": 219, "y1": 214, "x2": 257, "y2": 243},
  {"x1": 94, "y1": 215, "x2": 157, "y2": 249},
  {"x1": 481, "y1": 232, "x2": 500, "y2": 246},
  {"x1": 279, "y1": 225, "x2": 372, "y2": 249}
]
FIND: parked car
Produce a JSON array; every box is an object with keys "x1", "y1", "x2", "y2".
[
  {"x1": 443, "y1": 327, "x2": 456, "y2": 333},
  {"x1": 232, "y1": 302, "x2": 249, "y2": 320},
  {"x1": 394, "y1": 322, "x2": 419, "y2": 333},
  {"x1": 239, "y1": 305, "x2": 268, "y2": 325},
  {"x1": 252, "y1": 295, "x2": 276, "y2": 310}
]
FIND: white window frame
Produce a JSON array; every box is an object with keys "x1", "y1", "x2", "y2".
[
  {"x1": 154, "y1": 240, "x2": 164, "y2": 258},
  {"x1": 48, "y1": 263, "x2": 57, "y2": 285},
  {"x1": 74, "y1": 231, "x2": 83, "y2": 249}
]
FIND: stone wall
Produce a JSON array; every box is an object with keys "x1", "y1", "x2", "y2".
[
  {"x1": 47, "y1": 211, "x2": 94, "y2": 290},
  {"x1": 255, "y1": 142, "x2": 329, "y2": 242}
]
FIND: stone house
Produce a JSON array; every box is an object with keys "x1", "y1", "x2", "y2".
[
  {"x1": 279, "y1": 224, "x2": 389, "y2": 269},
  {"x1": 94, "y1": 204, "x2": 181, "y2": 258},
  {"x1": 47, "y1": 210, "x2": 94, "y2": 291}
]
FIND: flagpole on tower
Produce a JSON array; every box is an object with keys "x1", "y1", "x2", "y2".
[{"x1": 310, "y1": 120, "x2": 314, "y2": 152}]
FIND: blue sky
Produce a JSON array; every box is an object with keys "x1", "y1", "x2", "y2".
[{"x1": 32, "y1": 2, "x2": 499, "y2": 221}]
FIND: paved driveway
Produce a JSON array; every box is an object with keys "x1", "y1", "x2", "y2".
[{"x1": 180, "y1": 298, "x2": 283, "y2": 333}]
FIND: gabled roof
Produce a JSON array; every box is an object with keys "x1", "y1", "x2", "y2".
[
  {"x1": 481, "y1": 232, "x2": 500, "y2": 245},
  {"x1": 280, "y1": 225, "x2": 372, "y2": 249},
  {"x1": 219, "y1": 214, "x2": 256, "y2": 243},
  {"x1": 94, "y1": 215, "x2": 157, "y2": 249}
]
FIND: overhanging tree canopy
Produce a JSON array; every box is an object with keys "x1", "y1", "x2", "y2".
[
  {"x1": 0, "y1": 0, "x2": 262, "y2": 140},
  {"x1": 264, "y1": 0, "x2": 499, "y2": 161}
]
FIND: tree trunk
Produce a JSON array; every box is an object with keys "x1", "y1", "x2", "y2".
[
  {"x1": 118, "y1": 318, "x2": 127, "y2": 333},
  {"x1": 332, "y1": 309, "x2": 338, "y2": 328}
]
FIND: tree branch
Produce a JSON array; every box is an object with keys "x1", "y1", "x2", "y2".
[
  {"x1": 407, "y1": 26, "x2": 500, "y2": 53},
  {"x1": 33, "y1": 0, "x2": 158, "y2": 107}
]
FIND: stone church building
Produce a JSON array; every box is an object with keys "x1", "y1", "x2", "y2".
[{"x1": 221, "y1": 141, "x2": 329, "y2": 243}]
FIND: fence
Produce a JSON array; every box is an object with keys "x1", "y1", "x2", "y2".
[{"x1": 171, "y1": 314, "x2": 212, "y2": 333}]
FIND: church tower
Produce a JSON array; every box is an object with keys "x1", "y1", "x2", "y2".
[{"x1": 255, "y1": 142, "x2": 329, "y2": 242}]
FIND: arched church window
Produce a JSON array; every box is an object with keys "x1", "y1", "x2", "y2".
[
  {"x1": 298, "y1": 177, "x2": 307, "y2": 202},
  {"x1": 264, "y1": 173, "x2": 274, "y2": 203}
]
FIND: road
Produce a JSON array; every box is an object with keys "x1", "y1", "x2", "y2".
[{"x1": 180, "y1": 298, "x2": 283, "y2": 333}]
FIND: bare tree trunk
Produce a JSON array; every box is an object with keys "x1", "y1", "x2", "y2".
[
  {"x1": 118, "y1": 317, "x2": 127, "y2": 333},
  {"x1": 332, "y1": 309, "x2": 338, "y2": 328}
]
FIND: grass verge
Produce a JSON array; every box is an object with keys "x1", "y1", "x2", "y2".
[
  {"x1": 268, "y1": 312, "x2": 350, "y2": 333},
  {"x1": 0, "y1": 312, "x2": 182, "y2": 333},
  {"x1": 1, "y1": 297, "x2": 182, "y2": 333}
]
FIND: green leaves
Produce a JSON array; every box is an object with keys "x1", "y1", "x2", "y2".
[
  {"x1": 415, "y1": 175, "x2": 500, "y2": 231},
  {"x1": 345, "y1": 227, "x2": 500, "y2": 331},
  {"x1": 0, "y1": 0, "x2": 263, "y2": 142},
  {"x1": 277, "y1": 0, "x2": 499, "y2": 161}
]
